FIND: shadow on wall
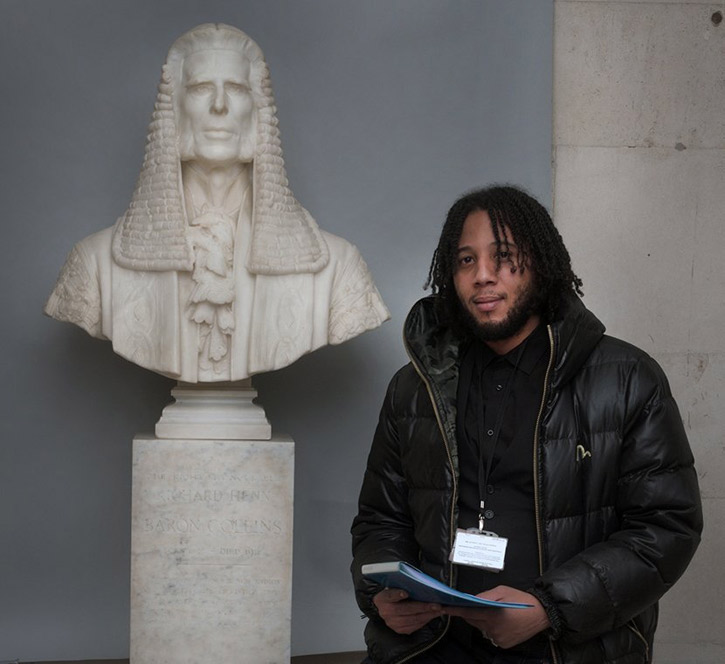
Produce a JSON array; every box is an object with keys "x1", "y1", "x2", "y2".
[{"x1": 41, "y1": 322, "x2": 175, "y2": 434}]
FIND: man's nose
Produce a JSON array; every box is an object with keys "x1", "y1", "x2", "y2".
[
  {"x1": 211, "y1": 85, "x2": 228, "y2": 114},
  {"x1": 474, "y1": 257, "x2": 498, "y2": 285}
]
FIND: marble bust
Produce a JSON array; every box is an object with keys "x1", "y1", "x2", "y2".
[{"x1": 45, "y1": 23, "x2": 389, "y2": 382}]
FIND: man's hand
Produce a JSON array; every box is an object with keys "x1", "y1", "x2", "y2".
[
  {"x1": 444, "y1": 586, "x2": 550, "y2": 649},
  {"x1": 373, "y1": 589, "x2": 443, "y2": 635}
]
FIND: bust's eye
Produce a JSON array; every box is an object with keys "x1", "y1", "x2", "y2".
[
  {"x1": 225, "y1": 82, "x2": 250, "y2": 95},
  {"x1": 187, "y1": 82, "x2": 214, "y2": 96}
]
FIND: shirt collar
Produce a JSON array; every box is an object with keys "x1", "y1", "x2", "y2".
[{"x1": 478, "y1": 323, "x2": 549, "y2": 376}]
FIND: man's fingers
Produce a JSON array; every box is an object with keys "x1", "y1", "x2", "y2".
[
  {"x1": 374, "y1": 588, "x2": 409, "y2": 604},
  {"x1": 391, "y1": 601, "x2": 440, "y2": 616},
  {"x1": 386, "y1": 607, "x2": 443, "y2": 634},
  {"x1": 444, "y1": 588, "x2": 550, "y2": 649},
  {"x1": 387, "y1": 615, "x2": 431, "y2": 634},
  {"x1": 373, "y1": 589, "x2": 443, "y2": 634},
  {"x1": 374, "y1": 590, "x2": 441, "y2": 616}
]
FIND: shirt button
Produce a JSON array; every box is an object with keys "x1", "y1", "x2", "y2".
[
  {"x1": 486, "y1": 485, "x2": 495, "y2": 495},
  {"x1": 487, "y1": 429, "x2": 494, "y2": 436},
  {"x1": 484, "y1": 509, "x2": 495, "y2": 520},
  {"x1": 496, "y1": 384, "x2": 503, "y2": 391}
]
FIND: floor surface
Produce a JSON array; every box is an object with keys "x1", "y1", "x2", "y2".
[{"x1": 19, "y1": 655, "x2": 366, "y2": 664}]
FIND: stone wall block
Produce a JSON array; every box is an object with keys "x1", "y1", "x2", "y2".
[
  {"x1": 554, "y1": 146, "x2": 725, "y2": 353},
  {"x1": 555, "y1": 2, "x2": 725, "y2": 148}
]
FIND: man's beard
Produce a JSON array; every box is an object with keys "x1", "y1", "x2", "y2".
[{"x1": 455, "y1": 281, "x2": 543, "y2": 344}]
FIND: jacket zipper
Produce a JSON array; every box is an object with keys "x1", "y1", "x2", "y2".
[
  {"x1": 534, "y1": 325, "x2": 560, "y2": 664},
  {"x1": 402, "y1": 327, "x2": 560, "y2": 664},
  {"x1": 626, "y1": 621, "x2": 651, "y2": 662},
  {"x1": 396, "y1": 336, "x2": 458, "y2": 663}
]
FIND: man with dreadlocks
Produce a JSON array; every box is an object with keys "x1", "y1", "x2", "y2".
[{"x1": 351, "y1": 185, "x2": 701, "y2": 663}]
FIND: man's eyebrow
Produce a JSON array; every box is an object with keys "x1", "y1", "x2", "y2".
[{"x1": 456, "y1": 241, "x2": 518, "y2": 252}]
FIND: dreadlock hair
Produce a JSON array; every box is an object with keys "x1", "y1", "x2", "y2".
[{"x1": 425, "y1": 184, "x2": 583, "y2": 333}]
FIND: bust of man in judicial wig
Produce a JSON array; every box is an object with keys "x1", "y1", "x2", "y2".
[
  {"x1": 44, "y1": 24, "x2": 390, "y2": 660},
  {"x1": 45, "y1": 23, "x2": 389, "y2": 383}
]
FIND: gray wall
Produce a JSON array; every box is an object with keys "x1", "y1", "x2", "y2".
[{"x1": 0, "y1": 0, "x2": 553, "y2": 659}]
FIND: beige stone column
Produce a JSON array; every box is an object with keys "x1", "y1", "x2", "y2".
[
  {"x1": 130, "y1": 435, "x2": 293, "y2": 664},
  {"x1": 553, "y1": 2, "x2": 724, "y2": 661},
  {"x1": 130, "y1": 383, "x2": 293, "y2": 664}
]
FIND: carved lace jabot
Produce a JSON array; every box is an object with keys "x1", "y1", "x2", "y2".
[
  {"x1": 182, "y1": 169, "x2": 246, "y2": 376},
  {"x1": 111, "y1": 50, "x2": 329, "y2": 276}
]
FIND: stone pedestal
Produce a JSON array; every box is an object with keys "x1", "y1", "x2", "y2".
[
  {"x1": 155, "y1": 380, "x2": 272, "y2": 441},
  {"x1": 130, "y1": 434, "x2": 294, "y2": 664}
]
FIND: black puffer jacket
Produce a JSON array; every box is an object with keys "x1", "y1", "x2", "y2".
[{"x1": 351, "y1": 296, "x2": 702, "y2": 664}]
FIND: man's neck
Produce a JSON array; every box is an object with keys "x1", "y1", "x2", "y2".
[
  {"x1": 182, "y1": 161, "x2": 251, "y2": 210},
  {"x1": 484, "y1": 314, "x2": 542, "y2": 356}
]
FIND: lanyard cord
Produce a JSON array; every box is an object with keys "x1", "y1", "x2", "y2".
[{"x1": 474, "y1": 338, "x2": 528, "y2": 532}]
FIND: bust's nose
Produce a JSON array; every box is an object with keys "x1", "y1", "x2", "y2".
[{"x1": 210, "y1": 85, "x2": 228, "y2": 115}]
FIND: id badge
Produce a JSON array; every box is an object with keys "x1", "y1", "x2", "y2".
[{"x1": 450, "y1": 528, "x2": 508, "y2": 572}]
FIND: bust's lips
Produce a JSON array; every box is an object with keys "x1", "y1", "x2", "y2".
[{"x1": 203, "y1": 129, "x2": 235, "y2": 139}]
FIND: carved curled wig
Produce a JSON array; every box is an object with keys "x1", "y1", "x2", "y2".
[
  {"x1": 112, "y1": 23, "x2": 329, "y2": 275},
  {"x1": 425, "y1": 185, "x2": 583, "y2": 330}
]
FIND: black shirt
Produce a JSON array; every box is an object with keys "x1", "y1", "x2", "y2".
[{"x1": 455, "y1": 323, "x2": 549, "y2": 597}]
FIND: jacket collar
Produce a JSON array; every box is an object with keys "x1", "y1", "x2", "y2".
[
  {"x1": 547, "y1": 294, "x2": 606, "y2": 392},
  {"x1": 402, "y1": 297, "x2": 461, "y2": 458},
  {"x1": 403, "y1": 294, "x2": 606, "y2": 394}
]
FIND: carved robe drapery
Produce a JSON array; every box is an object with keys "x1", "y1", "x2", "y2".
[{"x1": 45, "y1": 222, "x2": 388, "y2": 382}]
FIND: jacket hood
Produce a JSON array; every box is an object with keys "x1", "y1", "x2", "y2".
[
  {"x1": 403, "y1": 297, "x2": 460, "y2": 382},
  {"x1": 403, "y1": 295, "x2": 606, "y2": 392},
  {"x1": 547, "y1": 294, "x2": 606, "y2": 391}
]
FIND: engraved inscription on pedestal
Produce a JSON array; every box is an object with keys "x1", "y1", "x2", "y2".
[{"x1": 130, "y1": 436, "x2": 294, "y2": 664}]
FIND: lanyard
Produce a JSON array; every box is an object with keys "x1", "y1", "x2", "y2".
[{"x1": 474, "y1": 338, "x2": 528, "y2": 533}]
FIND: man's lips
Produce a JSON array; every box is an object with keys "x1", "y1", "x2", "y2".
[{"x1": 472, "y1": 295, "x2": 504, "y2": 312}]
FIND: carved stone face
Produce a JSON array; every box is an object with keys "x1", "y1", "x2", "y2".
[{"x1": 177, "y1": 49, "x2": 257, "y2": 167}]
